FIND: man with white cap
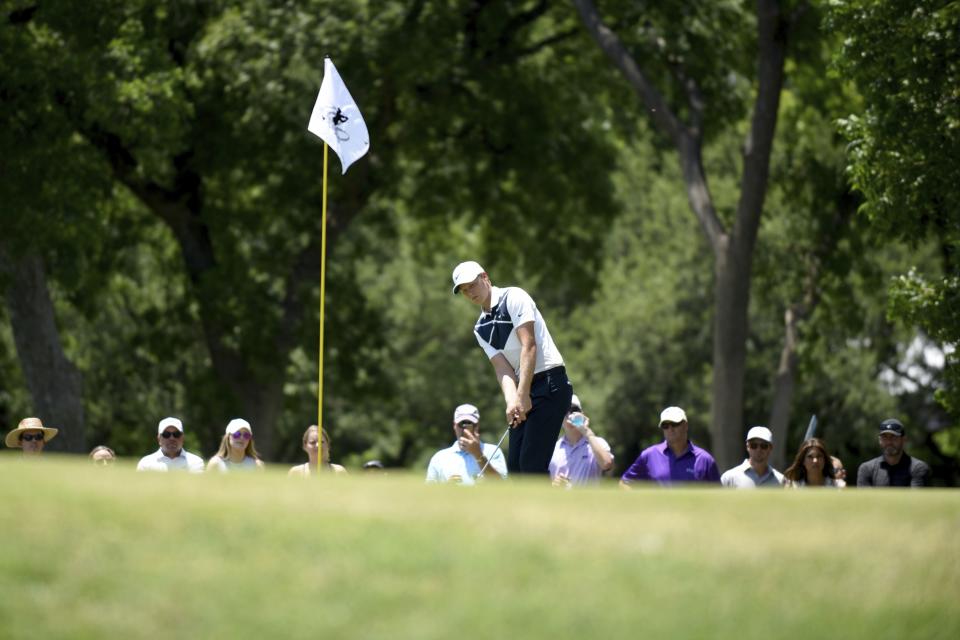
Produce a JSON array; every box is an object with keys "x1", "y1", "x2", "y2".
[
  {"x1": 549, "y1": 394, "x2": 614, "y2": 488},
  {"x1": 426, "y1": 404, "x2": 507, "y2": 484},
  {"x1": 136, "y1": 417, "x2": 205, "y2": 473},
  {"x1": 856, "y1": 418, "x2": 931, "y2": 487},
  {"x1": 720, "y1": 426, "x2": 784, "y2": 488},
  {"x1": 620, "y1": 406, "x2": 720, "y2": 487},
  {"x1": 452, "y1": 261, "x2": 572, "y2": 475}
]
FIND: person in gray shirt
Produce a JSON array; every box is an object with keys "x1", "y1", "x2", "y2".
[{"x1": 857, "y1": 419, "x2": 930, "y2": 487}]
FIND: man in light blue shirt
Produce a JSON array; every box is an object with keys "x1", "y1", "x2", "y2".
[
  {"x1": 720, "y1": 426, "x2": 784, "y2": 488},
  {"x1": 426, "y1": 404, "x2": 507, "y2": 485}
]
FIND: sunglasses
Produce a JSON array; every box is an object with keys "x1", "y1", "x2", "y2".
[
  {"x1": 660, "y1": 421, "x2": 683, "y2": 430},
  {"x1": 456, "y1": 421, "x2": 477, "y2": 429},
  {"x1": 20, "y1": 433, "x2": 45, "y2": 442},
  {"x1": 747, "y1": 441, "x2": 771, "y2": 450},
  {"x1": 231, "y1": 431, "x2": 252, "y2": 440},
  {"x1": 160, "y1": 431, "x2": 183, "y2": 439}
]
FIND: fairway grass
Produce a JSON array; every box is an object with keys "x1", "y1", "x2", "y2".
[{"x1": 1, "y1": 458, "x2": 958, "y2": 639}]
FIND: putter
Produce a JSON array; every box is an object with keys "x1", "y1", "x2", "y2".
[{"x1": 479, "y1": 426, "x2": 510, "y2": 476}]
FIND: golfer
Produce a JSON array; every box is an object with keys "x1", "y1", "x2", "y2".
[{"x1": 452, "y1": 261, "x2": 572, "y2": 474}]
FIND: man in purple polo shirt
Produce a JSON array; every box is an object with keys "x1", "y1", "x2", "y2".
[
  {"x1": 549, "y1": 394, "x2": 614, "y2": 488},
  {"x1": 620, "y1": 406, "x2": 720, "y2": 487}
]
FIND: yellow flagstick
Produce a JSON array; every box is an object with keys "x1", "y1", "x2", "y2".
[{"x1": 318, "y1": 143, "x2": 329, "y2": 446}]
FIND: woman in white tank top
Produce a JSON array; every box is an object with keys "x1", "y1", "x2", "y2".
[
  {"x1": 207, "y1": 418, "x2": 265, "y2": 473},
  {"x1": 289, "y1": 425, "x2": 347, "y2": 477}
]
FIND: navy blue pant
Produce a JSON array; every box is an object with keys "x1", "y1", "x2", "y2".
[{"x1": 508, "y1": 367, "x2": 573, "y2": 474}]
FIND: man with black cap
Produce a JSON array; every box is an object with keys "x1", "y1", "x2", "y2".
[
  {"x1": 452, "y1": 261, "x2": 573, "y2": 475},
  {"x1": 856, "y1": 419, "x2": 931, "y2": 487}
]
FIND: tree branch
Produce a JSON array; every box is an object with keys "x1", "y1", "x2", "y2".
[
  {"x1": 732, "y1": 0, "x2": 790, "y2": 255},
  {"x1": 572, "y1": 0, "x2": 725, "y2": 250}
]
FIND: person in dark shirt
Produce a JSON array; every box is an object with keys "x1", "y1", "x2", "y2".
[{"x1": 856, "y1": 418, "x2": 931, "y2": 487}]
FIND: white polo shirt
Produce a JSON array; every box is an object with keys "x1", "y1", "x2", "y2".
[
  {"x1": 473, "y1": 286, "x2": 563, "y2": 376},
  {"x1": 136, "y1": 448, "x2": 205, "y2": 473},
  {"x1": 425, "y1": 441, "x2": 508, "y2": 485},
  {"x1": 720, "y1": 459, "x2": 784, "y2": 488}
]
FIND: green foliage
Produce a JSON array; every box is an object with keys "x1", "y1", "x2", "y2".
[{"x1": 830, "y1": 0, "x2": 960, "y2": 420}]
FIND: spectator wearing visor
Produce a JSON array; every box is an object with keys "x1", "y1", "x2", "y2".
[
  {"x1": 857, "y1": 419, "x2": 931, "y2": 487},
  {"x1": 426, "y1": 403, "x2": 507, "y2": 484},
  {"x1": 207, "y1": 418, "x2": 265, "y2": 473},
  {"x1": 4, "y1": 417, "x2": 57, "y2": 457},
  {"x1": 549, "y1": 394, "x2": 614, "y2": 488},
  {"x1": 620, "y1": 406, "x2": 720, "y2": 487},
  {"x1": 136, "y1": 417, "x2": 204, "y2": 473},
  {"x1": 720, "y1": 426, "x2": 784, "y2": 488}
]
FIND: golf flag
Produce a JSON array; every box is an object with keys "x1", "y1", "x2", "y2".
[{"x1": 307, "y1": 57, "x2": 370, "y2": 174}]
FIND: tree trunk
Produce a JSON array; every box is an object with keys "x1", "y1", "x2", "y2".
[
  {"x1": 0, "y1": 247, "x2": 85, "y2": 453},
  {"x1": 711, "y1": 242, "x2": 752, "y2": 469},
  {"x1": 574, "y1": 0, "x2": 790, "y2": 470},
  {"x1": 768, "y1": 305, "x2": 800, "y2": 469}
]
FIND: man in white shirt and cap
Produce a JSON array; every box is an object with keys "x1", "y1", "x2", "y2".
[
  {"x1": 136, "y1": 417, "x2": 205, "y2": 473},
  {"x1": 426, "y1": 404, "x2": 507, "y2": 484},
  {"x1": 452, "y1": 260, "x2": 573, "y2": 475},
  {"x1": 720, "y1": 425, "x2": 784, "y2": 488}
]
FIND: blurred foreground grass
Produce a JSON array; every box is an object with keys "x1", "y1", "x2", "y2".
[{"x1": 1, "y1": 457, "x2": 958, "y2": 639}]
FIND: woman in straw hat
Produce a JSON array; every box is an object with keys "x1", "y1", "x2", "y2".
[{"x1": 4, "y1": 417, "x2": 58, "y2": 456}]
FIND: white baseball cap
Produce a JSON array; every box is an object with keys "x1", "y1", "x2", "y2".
[
  {"x1": 225, "y1": 418, "x2": 252, "y2": 435},
  {"x1": 658, "y1": 406, "x2": 687, "y2": 426},
  {"x1": 157, "y1": 417, "x2": 184, "y2": 435},
  {"x1": 453, "y1": 404, "x2": 480, "y2": 424},
  {"x1": 451, "y1": 261, "x2": 485, "y2": 294},
  {"x1": 746, "y1": 426, "x2": 773, "y2": 443}
]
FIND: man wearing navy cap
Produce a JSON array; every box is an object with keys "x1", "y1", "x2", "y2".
[{"x1": 856, "y1": 418, "x2": 931, "y2": 487}]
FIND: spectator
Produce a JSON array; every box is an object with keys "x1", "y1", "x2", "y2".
[
  {"x1": 620, "y1": 406, "x2": 720, "y2": 487},
  {"x1": 4, "y1": 417, "x2": 57, "y2": 457},
  {"x1": 856, "y1": 419, "x2": 931, "y2": 487},
  {"x1": 452, "y1": 261, "x2": 572, "y2": 474},
  {"x1": 720, "y1": 426, "x2": 784, "y2": 488},
  {"x1": 549, "y1": 394, "x2": 614, "y2": 488},
  {"x1": 783, "y1": 438, "x2": 837, "y2": 488},
  {"x1": 426, "y1": 403, "x2": 507, "y2": 485},
  {"x1": 136, "y1": 417, "x2": 204, "y2": 473},
  {"x1": 207, "y1": 419, "x2": 265, "y2": 473},
  {"x1": 89, "y1": 446, "x2": 116, "y2": 467},
  {"x1": 831, "y1": 456, "x2": 848, "y2": 489},
  {"x1": 289, "y1": 425, "x2": 347, "y2": 477}
]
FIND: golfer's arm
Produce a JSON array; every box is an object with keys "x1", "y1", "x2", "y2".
[
  {"x1": 515, "y1": 322, "x2": 536, "y2": 399},
  {"x1": 491, "y1": 354, "x2": 519, "y2": 404}
]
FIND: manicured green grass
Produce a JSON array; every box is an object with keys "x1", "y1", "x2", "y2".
[{"x1": 1, "y1": 457, "x2": 958, "y2": 639}]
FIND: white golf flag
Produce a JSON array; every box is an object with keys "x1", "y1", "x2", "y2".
[{"x1": 307, "y1": 57, "x2": 370, "y2": 174}]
